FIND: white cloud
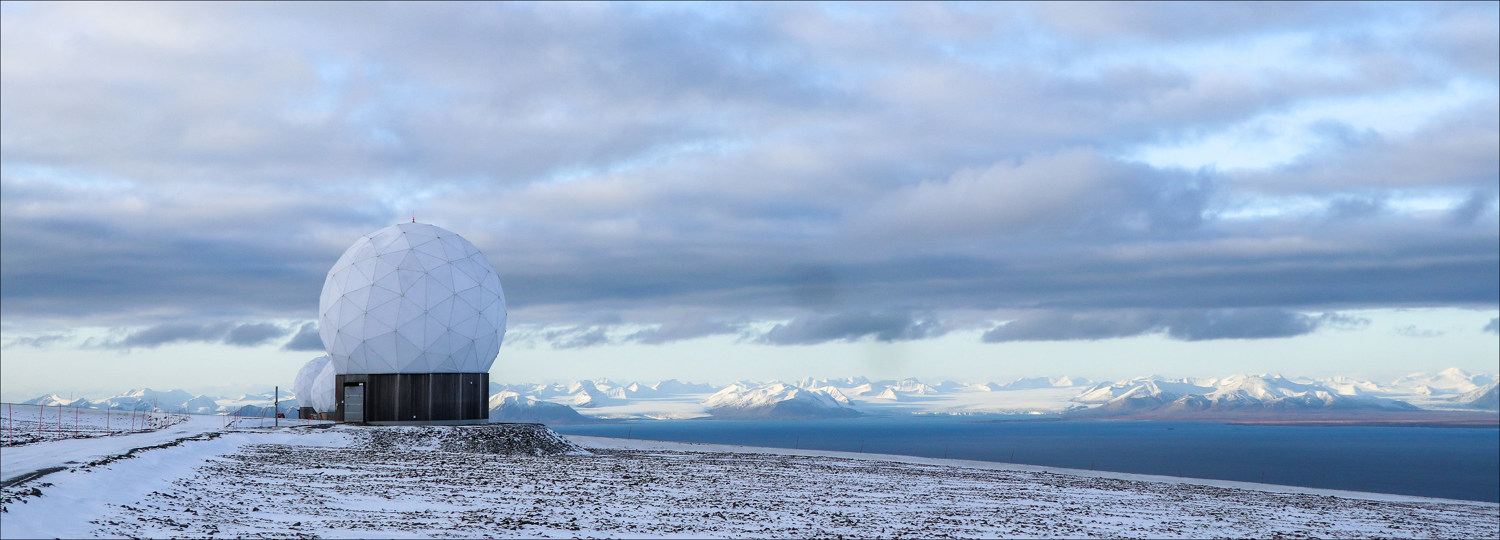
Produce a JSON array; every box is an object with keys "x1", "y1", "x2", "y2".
[{"x1": 0, "y1": 3, "x2": 1494, "y2": 392}]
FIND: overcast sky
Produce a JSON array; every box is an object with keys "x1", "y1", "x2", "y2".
[{"x1": 2, "y1": 2, "x2": 1496, "y2": 401}]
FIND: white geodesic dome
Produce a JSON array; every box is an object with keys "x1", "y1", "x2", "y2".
[
  {"x1": 293, "y1": 355, "x2": 336, "y2": 412},
  {"x1": 318, "y1": 222, "x2": 506, "y2": 375}
]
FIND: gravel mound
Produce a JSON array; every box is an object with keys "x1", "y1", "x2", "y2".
[{"x1": 354, "y1": 423, "x2": 588, "y2": 456}]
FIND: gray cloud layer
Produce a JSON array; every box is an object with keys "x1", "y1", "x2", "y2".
[
  {"x1": 759, "y1": 311, "x2": 947, "y2": 345},
  {"x1": 1, "y1": 3, "x2": 1496, "y2": 349},
  {"x1": 88, "y1": 322, "x2": 300, "y2": 350},
  {"x1": 627, "y1": 320, "x2": 744, "y2": 345},
  {"x1": 983, "y1": 309, "x2": 1369, "y2": 342},
  {"x1": 281, "y1": 322, "x2": 324, "y2": 352}
]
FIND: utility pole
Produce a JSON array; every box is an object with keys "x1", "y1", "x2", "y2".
[{"x1": 274, "y1": 386, "x2": 279, "y2": 427}]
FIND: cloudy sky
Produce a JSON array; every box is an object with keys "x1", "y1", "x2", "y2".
[{"x1": 2, "y1": 2, "x2": 1496, "y2": 400}]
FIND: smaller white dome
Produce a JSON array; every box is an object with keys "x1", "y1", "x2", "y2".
[{"x1": 293, "y1": 355, "x2": 337, "y2": 413}]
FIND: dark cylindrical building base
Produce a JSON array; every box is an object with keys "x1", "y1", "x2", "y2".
[{"x1": 335, "y1": 373, "x2": 489, "y2": 425}]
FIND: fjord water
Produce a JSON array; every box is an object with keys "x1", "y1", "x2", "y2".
[{"x1": 554, "y1": 417, "x2": 1500, "y2": 502}]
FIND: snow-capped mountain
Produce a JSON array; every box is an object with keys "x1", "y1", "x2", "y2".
[
  {"x1": 1452, "y1": 382, "x2": 1499, "y2": 410},
  {"x1": 1071, "y1": 374, "x2": 1418, "y2": 415},
  {"x1": 872, "y1": 387, "x2": 906, "y2": 401},
  {"x1": 1390, "y1": 367, "x2": 1493, "y2": 395},
  {"x1": 702, "y1": 383, "x2": 859, "y2": 419},
  {"x1": 488, "y1": 391, "x2": 596, "y2": 424},
  {"x1": 796, "y1": 376, "x2": 869, "y2": 389},
  {"x1": 564, "y1": 380, "x2": 626, "y2": 408},
  {"x1": 1075, "y1": 377, "x2": 1214, "y2": 406},
  {"x1": 887, "y1": 378, "x2": 941, "y2": 395},
  {"x1": 803, "y1": 385, "x2": 855, "y2": 405},
  {"x1": 20, "y1": 394, "x2": 89, "y2": 408},
  {"x1": 620, "y1": 382, "x2": 659, "y2": 398},
  {"x1": 1315, "y1": 376, "x2": 1384, "y2": 396},
  {"x1": 1355, "y1": 368, "x2": 1499, "y2": 409},
  {"x1": 998, "y1": 376, "x2": 1092, "y2": 390},
  {"x1": 854, "y1": 381, "x2": 940, "y2": 402},
  {"x1": 552, "y1": 378, "x2": 706, "y2": 406},
  {"x1": 650, "y1": 379, "x2": 720, "y2": 394},
  {"x1": 20, "y1": 388, "x2": 285, "y2": 415}
]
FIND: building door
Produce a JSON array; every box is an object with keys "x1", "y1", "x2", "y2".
[{"x1": 345, "y1": 383, "x2": 364, "y2": 423}]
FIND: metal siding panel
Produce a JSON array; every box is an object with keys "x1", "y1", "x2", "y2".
[
  {"x1": 431, "y1": 373, "x2": 453, "y2": 421},
  {"x1": 342, "y1": 372, "x2": 486, "y2": 423}
]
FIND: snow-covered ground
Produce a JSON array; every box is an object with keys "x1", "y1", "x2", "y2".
[
  {"x1": 0, "y1": 414, "x2": 322, "y2": 486},
  {"x1": 2, "y1": 425, "x2": 1496, "y2": 539},
  {"x1": 1, "y1": 405, "x2": 191, "y2": 446}
]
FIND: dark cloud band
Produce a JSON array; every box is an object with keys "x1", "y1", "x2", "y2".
[
  {"x1": 983, "y1": 309, "x2": 1371, "y2": 342},
  {"x1": 85, "y1": 322, "x2": 302, "y2": 350}
]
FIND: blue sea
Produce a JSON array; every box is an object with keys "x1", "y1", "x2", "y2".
[{"x1": 553, "y1": 416, "x2": 1500, "y2": 502}]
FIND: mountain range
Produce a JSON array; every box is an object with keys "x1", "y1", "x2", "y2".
[
  {"x1": 19, "y1": 368, "x2": 1497, "y2": 422},
  {"x1": 21, "y1": 388, "x2": 297, "y2": 416}
]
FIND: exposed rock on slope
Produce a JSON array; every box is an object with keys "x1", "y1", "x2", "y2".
[
  {"x1": 1454, "y1": 383, "x2": 1499, "y2": 410},
  {"x1": 355, "y1": 424, "x2": 589, "y2": 456}
]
